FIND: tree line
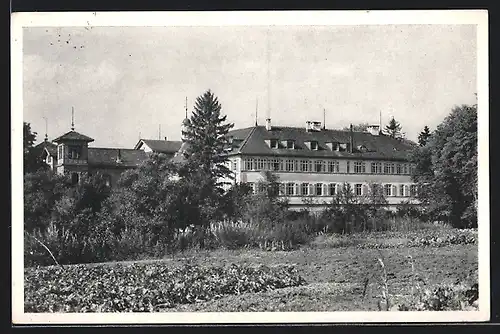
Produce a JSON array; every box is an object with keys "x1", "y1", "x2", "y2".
[{"x1": 22, "y1": 90, "x2": 478, "y2": 265}]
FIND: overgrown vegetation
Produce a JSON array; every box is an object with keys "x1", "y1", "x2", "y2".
[
  {"x1": 24, "y1": 262, "x2": 306, "y2": 312},
  {"x1": 23, "y1": 93, "x2": 478, "y2": 268}
]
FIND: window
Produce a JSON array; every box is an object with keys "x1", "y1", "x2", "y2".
[
  {"x1": 390, "y1": 163, "x2": 395, "y2": 174},
  {"x1": 285, "y1": 159, "x2": 295, "y2": 172},
  {"x1": 409, "y1": 165, "x2": 415, "y2": 175},
  {"x1": 301, "y1": 183, "x2": 309, "y2": 196},
  {"x1": 231, "y1": 160, "x2": 237, "y2": 171},
  {"x1": 399, "y1": 184, "x2": 404, "y2": 197},
  {"x1": 328, "y1": 183, "x2": 336, "y2": 196},
  {"x1": 270, "y1": 158, "x2": 280, "y2": 171},
  {"x1": 328, "y1": 160, "x2": 340, "y2": 173},
  {"x1": 58, "y1": 145, "x2": 64, "y2": 160},
  {"x1": 331, "y1": 142, "x2": 339, "y2": 151},
  {"x1": 339, "y1": 143, "x2": 348, "y2": 152},
  {"x1": 314, "y1": 160, "x2": 325, "y2": 172},
  {"x1": 403, "y1": 164, "x2": 409, "y2": 174},
  {"x1": 355, "y1": 184, "x2": 363, "y2": 196},
  {"x1": 286, "y1": 140, "x2": 295, "y2": 149},
  {"x1": 244, "y1": 159, "x2": 253, "y2": 171},
  {"x1": 257, "y1": 158, "x2": 266, "y2": 171},
  {"x1": 346, "y1": 161, "x2": 350, "y2": 173},
  {"x1": 315, "y1": 183, "x2": 323, "y2": 196},
  {"x1": 71, "y1": 172, "x2": 79, "y2": 185},
  {"x1": 279, "y1": 183, "x2": 285, "y2": 196},
  {"x1": 410, "y1": 185, "x2": 417, "y2": 197},
  {"x1": 310, "y1": 141, "x2": 319, "y2": 150},
  {"x1": 396, "y1": 164, "x2": 402, "y2": 174},
  {"x1": 286, "y1": 182, "x2": 295, "y2": 196},
  {"x1": 354, "y1": 161, "x2": 365, "y2": 173},
  {"x1": 383, "y1": 163, "x2": 392, "y2": 174},
  {"x1": 371, "y1": 162, "x2": 382, "y2": 174},
  {"x1": 300, "y1": 160, "x2": 310, "y2": 172},
  {"x1": 384, "y1": 184, "x2": 392, "y2": 197},
  {"x1": 270, "y1": 139, "x2": 279, "y2": 149},
  {"x1": 68, "y1": 145, "x2": 82, "y2": 159}
]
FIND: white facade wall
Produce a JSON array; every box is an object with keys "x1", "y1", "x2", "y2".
[{"x1": 225, "y1": 155, "x2": 418, "y2": 210}]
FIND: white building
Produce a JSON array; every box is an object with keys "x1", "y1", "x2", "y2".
[{"x1": 222, "y1": 119, "x2": 419, "y2": 211}]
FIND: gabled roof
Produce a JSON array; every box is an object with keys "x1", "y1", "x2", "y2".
[
  {"x1": 53, "y1": 131, "x2": 94, "y2": 143},
  {"x1": 34, "y1": 140, "x2": 57, "y2": 157},
  {"x1": 225, "y1": 125, "x2": 416, "y2": 161},
  {"x1": 88, "y1": 148, "x2": 148, "y2": 168},
  {"x1": 170, "y1": 141, "x2": 190, "y2": 165},
  {"x1": 134, "y1": 139, "x2": 182, "y2": 154}
]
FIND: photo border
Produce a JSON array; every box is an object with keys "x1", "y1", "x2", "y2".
[{"x1": 11, "y1": 9, "x2": 490, "y2": 324}]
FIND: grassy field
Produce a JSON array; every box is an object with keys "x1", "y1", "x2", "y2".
[{"x1": 25, "y1": 228, "x2": 478, "y2": 312}]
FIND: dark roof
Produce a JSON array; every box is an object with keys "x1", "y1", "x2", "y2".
[
  {"x1": 134, "y1": 139, "x2": 182, "y2": 154},
  {"x1": 53, "y1": 131, "x2": 94, "y2": 143},
  {"x1": 225, "y1": 126, "x2": 416, "y2": 161},
  {"x1": 34, "y1": 141, "x2": 57, "y2": 157},
  {"x1": 170, "y1": 141, "x2": 190, "y2": 165},
  {"x1": 88, "y1": 148, "x2": 148, "y2": 168}
]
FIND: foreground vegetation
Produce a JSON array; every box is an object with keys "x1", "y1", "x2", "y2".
[{"x1": 24, "y1": 237, "x2": 478, "y2": 312}]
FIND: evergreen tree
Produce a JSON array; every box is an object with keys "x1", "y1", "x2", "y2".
[
  {"x1": 418, "y1": 126, "x2": 432, "y2": 147},
  {"x1": 384, "y1": 117, "x2": 402, "y2": 139},
  {"x1": 178, "y1": 90, "x2": 235, "y2": 240},
  {"x1": 181, "y1": 90, "x2": 234, "y2": 183}
]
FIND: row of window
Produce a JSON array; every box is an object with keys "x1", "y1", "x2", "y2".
[
  {"x1": 58, "y1": 145, "x2": 83, "y2": 160},
  {"x1": 247, "y1": 182, "x2": 417, "y2": 197},
  {"x1": 237, "y1": 158, "x2": 414, "y2": 175},
  {"x1": 267, "y1": 139, "x2": 351, "y2": 152}
]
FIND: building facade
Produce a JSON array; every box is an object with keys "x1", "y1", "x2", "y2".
[
  {"x1": 222, "y1": 119, "x2": 419, "y2": 211},
  {"x1": 38, "y1": 117, "x2": 419, "y2": 210},
  {"x1": 39, "y1": 129, "x2": 181, "y2": 187}
]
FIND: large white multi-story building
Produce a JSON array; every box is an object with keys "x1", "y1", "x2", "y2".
[
  {"x1": 222, "y1": 118, "x2": 419, "y2": 211},
  {"x1": 37, "y1": 116, "x2": 419, "y2": 211}
]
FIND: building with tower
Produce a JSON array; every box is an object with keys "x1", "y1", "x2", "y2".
[{"x1": 38, "y1": 107, "x2": 418, "y2": 210}]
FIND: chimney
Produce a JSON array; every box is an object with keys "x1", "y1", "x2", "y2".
[
  {"x1": 116, "y1": 149, "x2": 122, "y2": 163},
  {"x1": 349, "y1": 124, "x2": 354, "y2": 153},
  {"x1": 367, "y1": 125, "x2": 380, "y2": 136},
  {"x1": 164, "y1": 136, "x2": 167, "y2": 141},
  {"x1": 305, "y1": 121, "x2": 311, "y2": 132},
  {"x1": 265, "y1": 118, "x2": 272, "y2": 131}
]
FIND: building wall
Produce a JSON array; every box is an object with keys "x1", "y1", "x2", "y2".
[{"x1": 226, "y1": 155, "x2": 417, "y2": 209}]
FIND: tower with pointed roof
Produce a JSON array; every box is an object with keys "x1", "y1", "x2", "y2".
[{"x1": 52, "y1": 108, "x2": 94, "y2": 183}]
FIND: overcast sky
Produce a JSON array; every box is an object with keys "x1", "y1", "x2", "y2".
[{"x1": 23, "y1": 24, "x2": 477, "y2": 148}]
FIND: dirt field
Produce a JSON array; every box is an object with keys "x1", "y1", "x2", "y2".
[{"x1": 135, "y1": 244, "x2": 479, "y2": 311}]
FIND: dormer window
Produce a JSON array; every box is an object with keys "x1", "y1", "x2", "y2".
[
  {"x1": 339, "y1": 143, "x2": 348, "y2": 152},
  {"x1": 310, "y1": 141, "x2": 319, "y2": 150},
  {"x1": 286, "y1": 140, "x2": 295, "y2": 149},
  {"x1": 270, "y1": 139, "x2": 279, "y2": 149}
]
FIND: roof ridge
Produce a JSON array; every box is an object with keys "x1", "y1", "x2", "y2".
[
  {"x1": 89, "y1": 147, "x2": 141, "y2": 151},
  {"x1": 236, "y1": 126, "x2": 258, "y2": 154}
]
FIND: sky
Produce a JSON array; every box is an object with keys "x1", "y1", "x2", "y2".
[{"x1": 22, "y1": 23, "x2": 477, "y2": 148}]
